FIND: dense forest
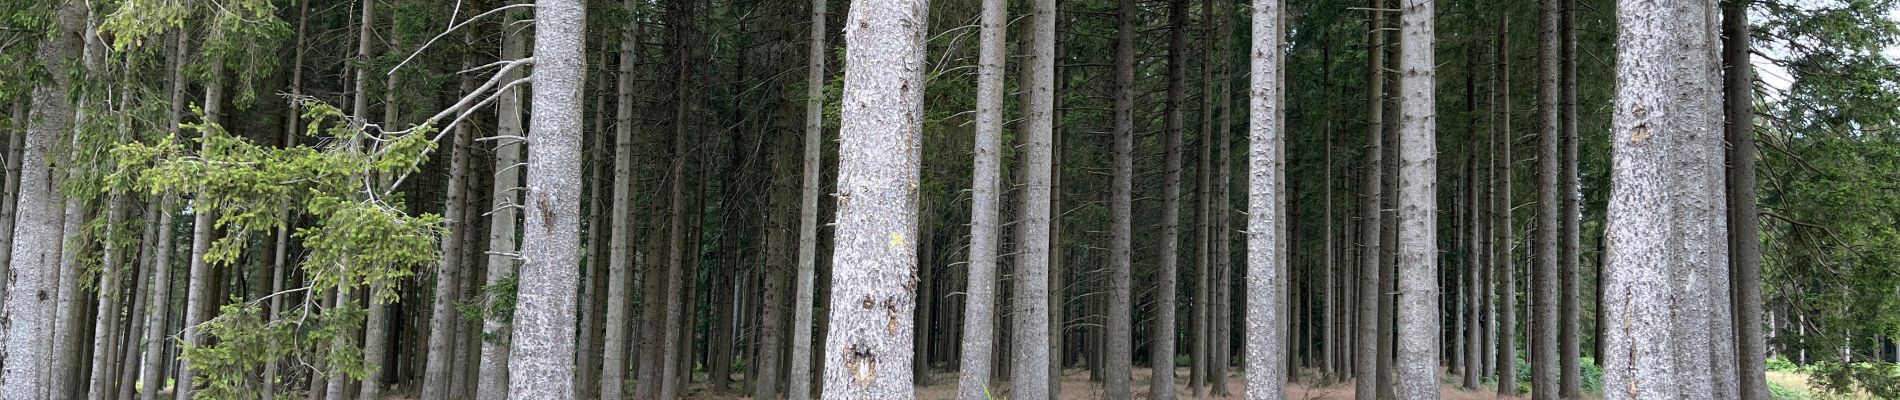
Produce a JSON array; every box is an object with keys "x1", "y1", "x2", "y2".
[{"x1": 1, "y1": 0, "x2": 1898, "y2": 399}]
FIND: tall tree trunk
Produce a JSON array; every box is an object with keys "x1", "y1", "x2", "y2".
[
  {"x1": 137, "y1": 31, "x2": 191, "y2": 400},
  {"x1": 1210, "y1": 0, "x2": 1235, "y2": 393},
  {"x1": 1699, "y1": 1, "x2": 1739, "y2": 398},
  {"x1": 1725, "y1": 2, "x2": 1771, "y2": 398},
  {"x1": 1393, "y1": 0, "x2": 1438, "y2": 397},
  {"x1": 1533, "y1": 0, "x2": 1562, "y2": 397},
  {"x1": 118, "y1": 202, "x2": 159, "y2": 400},
  {"x1": 1192, "y1": 0, "x2": 1218, "y2": 393},
  {"x1": 1493, "y1": 12, "x2": 1517, "y2": 396},
  {"x1": 1557, "y1": 0, "x2": 1584, "y2": 396},
  {"x1": 1151, "y1": 1, "x2": 1188, "y2": 398},
  {"x1": 1354, "y1": 1, "x2": 1386, "y2": 397},
  {"x1": 755, "y1": 137, "x2": 794, "y2": 400},
  {"x1": 177, "y1": 49, "x2": 228, "y2": 400},
  {"x1": 957, "y1": 0, "x2": 1004, "y2": 396},
  {"x1": 1601, "y1": 0, "x2": 1719, "y2": 396},
  {"x1": 476, "y1": 6, "x2": 527, "y2": 399},
  {"x1": 1105, "y1": 0, "x2": 1137, "y2": 398},
  {"x1": 506, "y1": 0, "x2": 586, "y2": 396},
  {"x1": 601, "y1": 0, "x2": 639, "y2": 397},
  {"x1": 1245, "y1": 0, "x2": 1288, "y2": 397},
  {"x1": 419, "y1": 24, "x2": 476, "y2": 400},
  {"x1": 660, "y1": 1, "x2": 693, "y2": 398},
  {"x1": 1010, "y1": 0, "x2": 1057, "y2": 397},
  {"x1": 262, "y1": 1, "x2": 310, "y2": 397},
  {"x1": 818, "y1": 0, "x2": 928, "y2": 397},
  {"x1": 86, "y1": 161, "x2": 132, "y2": 399},
  {"x1": 787, "y1": 0, "x2": 828, "y2": 397}
]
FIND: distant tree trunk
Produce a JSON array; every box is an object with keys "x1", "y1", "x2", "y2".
[
  {"x1": 601, "y1": 0, "x2": 639, "y2": 397},
  {"x1": 261, "y1": 1, "x2": 310, "y2": 397},
  {"x1": 86, "y1": 166, "x2": 131, "y2": 400},
  {"x1": 1558, "y1": 0, "x2": 1584, "y2": 396},
  {"x1": 1192, "y1": 0, "x2": 1217, "y2": 393},
  {"x1": 755, "y1": 136, "x2": 794, "y2": 400},
  {"x1": 1392, "y1": 0, "x2": 1438, "y2": 397},
  {"x1": 1533, "y1": 0, "x2": 1562, "y2": 397},
  {"x1": 818, "y1": 0, "x2": 928, "y2": 397},
  {"x1": 1209, "y1": 0, "x2": 1235, "y2": 393},
  {"x1": 476, "y1": 6, "x2": 527, "y2": 399},
  {"x1": 1244, "y1": 0, "x2": 1288, "y2": 398},
  {"x1": 913, "y1": 202, "x2": 935, "y2": 387},
  {"x1": 1011, "y1": 0, "x2": 1056, "y2": 397},
  {"x1": 660, "y1": 1, "x2": 693, "y2": 398},
  {"x1": 1725, "y1": 2, "x2": 1771, "y2": 398},
  {"x1": 1151, "y1": 1, "x2": 1188, "y2": 398},
  {"x1": 957, "y1": 1, "x2": 1004, "y2": 393},
  {"x1": 117, "y1": 202, "x2": 159, "y2": 400},
  {"x1": 1354, "y1": 2, "x2": 1386, "y2": 398},
  {"x1": 1104, "y1": 0, "x2": 1137, "y2": 398},
  {"x1": 419, "y1": 25, "x2": 476, "y2": 400},
  {"x1": 787, "y1": 0, "x2": 828, "y2": 397},
  {"x1": 1493, "y1": 12, "x2": 1517, "y2": 397},
  {"x1": 505, "y1": 0, "x2": 586, "y2": 396}
]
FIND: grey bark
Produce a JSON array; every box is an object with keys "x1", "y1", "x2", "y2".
[
  {"x1": 477, "y1": 6, "x2": 527, "y2": 399},
  {"x1": 1210, "y1": 0, "x2": 1235, "y2": 392},
  {"x1": 1355, "y1": 2, "x2": 1386, "y2": 398},
  {"x1": 756, "y1": 145, "x2": 793, "y2": 399},
  {"x1": 138, "y1": 31, "x2": 191, "y2": 400},
  {"x1": 1699, "y1": 2, "x2": 1739, "y2": 399},
  {"x1": 787, "y1": 0, "x2": 828, "y2": 397},
  {"x1": 0, "y1": 102, "x2": 19, "y2": 306},
  {"x1": 1192, "y1": 0, "x2": 1217, "y2": 392},
  {"x1": 176, "y1": 48, "x2": 228, "y2": 400},
  {"x1": 86, "y1": 187, "x2": 132, "y2": 399},
  {"x1": 1534, "y1": 0, "x2": 1562, "y2": 397},
  {"x1": 1393, "y1": 0, "x2": 1438, "y2": 398},
  {"x1": 1558, "y1": 0, "x2": 1584, "y2": 396},
  {"x1": 506, "y1": 0, "x2": 587, "y2": 396},
  {"x1": 118, "y1": 202, "x2": 159, "y2": 400},
  {"x1": 601, "y1": 0, "x2": 638, "y2": 397},
  {"x1": 1105, "y1": 0, "x2": 1136, "y2": 397},
  {"x1": 2, "y1": 4, "x2": 80, "y2": 397},
  {"x1": 1151, "y1": 1, "x2": 1187, "y2": 398},
  {"x1": 956, "y1": 0, "x2": 1003, "y2": 397},
  {"x1": 818, "y1": 0, "x2": 929, "y2": 397},
  {"x1": 1724, "y1": 2, "x2": 1771, "y2": 398},
  {"x1": 1245, "y1": 0, "x2": 1288, "y2": 398},
  {"x1": 262, "y1": 1, "x2": 310, "y2": 397},
  {"x1": 1010, "y1": 0, "x2": 1056, "y2": 396},
  {"x1": 1600, "y1": 0, "x2": 1718, "y2": 396}
]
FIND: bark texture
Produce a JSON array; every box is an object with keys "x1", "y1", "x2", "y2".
[
  {"x1": 1245, "y1": 0, "x2": 1288, "y2": 398},
  {"x1": 788, "y1": 0, "x2": 828, "y2": 397},
  {"x1": 477, "y1": 7, "x2": 528, "y2": 399},
  {"x1": 956, "y1": 0, "x2": 1004, "y2": 397},
  {"x1": 1151, "y1": 1, "x2": 1188, "y2": 398},
  {"x1": 818, "y1": 0, "x2": 929, "y2": 397},
  {"x1": 1355, "y1": 2, "x2": 1386, "y2": 398},
  {"x1": 2, "y1": 4, "x2": 83, "y2": 398},
  {"x1": 507, "y1": 0, "x2": 587, "y2": 397},
  {"x1": 1010, "y1": 0, "x2": 1056, "y2": 397},
  {"x1": 1725, "y1": 2, "x2": 1772, "y2": 398},
  {"x1": 1394, "y1": 0, "x2": 1439, "y2": 397},
  {"x1": 1534, "y1": 0, "x2": 1562, "y2": 397},
  {"x1": 1105, "y1": 0, "x2": 1136, "y2": 398}
]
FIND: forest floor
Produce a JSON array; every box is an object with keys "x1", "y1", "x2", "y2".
[{"x1": 678, "y1": 367, "x2": 1553, "y2": 399}]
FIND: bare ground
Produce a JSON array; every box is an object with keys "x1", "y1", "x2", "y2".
[{"x1": 680, "y1": 367, "x2": 1544, "y2": 399}]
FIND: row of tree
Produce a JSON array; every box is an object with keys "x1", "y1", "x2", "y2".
[{"x1": 1, "y1": 0, "x2": 1897, "y2": 399}]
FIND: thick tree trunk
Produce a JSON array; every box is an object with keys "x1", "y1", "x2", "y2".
[
  {"x1": 1354, "y1": 2, "x2": 1386, "y2": 398},
  {"x1": 1533, "y1": 0, "x2": 1562, "y2": 397},
  {"x1": 1601, "y1": 0, "x2": 1719, "y2": 396},
  {"x1": 787, "y1": 0, "x2": 828, "y2": 397},
  {"x1": 956, "y1": 0, "x2": 1003, "y2": 397},
  {"x1": 506, "y1": 0, "x2": 586, "y2": 396},
  {"x1": 818, "y1": 1, "x2": 929, "y2": 397},
  {"x1": 1725, "y1": 2, "x2": 1771, "y2": 398},
  {"x1": 1104, "y1": 0, "x2": 1137, "y2": 398},
  {"x1": 1244, "y1": 0, "x2": 1288, "y2": 398},
  {"x1": 1393, "y1": 0, "x2": 1438, "y2": 397},
  {"x1": 476, "y1": 6, "x2": 527, "y2": 399}
]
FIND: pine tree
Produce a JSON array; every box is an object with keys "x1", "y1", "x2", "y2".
[
  {"x1": 1393, "y1": 0, "x2": 1439, "y2": 397},
  {"x1": 506, "y1": 0, "x2": 587, "y2": 396},
  {"x1": 956, "y1": 0, "x2": 1004, "y2": 397},
  {"x1": 819, "y1": 0, "x2": 929, "y2": 397},
  {"x1": 1244, "y1": 0, "x2": 1288, "y2": 398}
]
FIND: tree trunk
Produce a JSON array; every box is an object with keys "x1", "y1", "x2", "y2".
[
  {"x1": 419, "y1": 25, "x2": 475, "y2": 400},
  {"x1": 660, "y1": 2, "x2": 693, "y2": 398},
  {"x1": 1601, "y1": 0, "x2": 1719, "y2": 396},
  {"x1": 1558, "y1": 0, "x2": 1584, "y2": 396},
  {"x1": 1725, "y1": 2, "x2": 1771, "y2": 398},
  {"x1": 1533, "y1": 0, "x2": 1562, "y2": 397},
  {"x1": 476, "y1": 6, "x2": 527, "y2": 399},
  {"x1": 505, "y1": 0, "x2": 586, "y2": 396},
  {"x1": 957, "y1": 0, "x2": 1003, "y2": 395},
  {"x1": 1151, "y1": 2, "x2": 1188, "y2": 399},
  {"x1": 787, "y1": 0, "x2": 828, "y2": 397},
  {"x1": 1393, "y1": 0, "x2": 1438, "y2": 397},
  {"x1": 1355, "y1": 2, "x2": 1386, "y2": 398},
  {"x1": 818, "y1": 0, "x2": 929, "y2": 397},
  {"x1": 601, "y1": 0, "x2": 639, "y2": 397},
  {"x1": 1009, "y1": 0, "x2": 1057, "y2": 397},
  {"x1": 1105, "y1": 0, "x2": 1137, "y2": 398},
  {"x1": 1210, "y1": 0, "x2": 1235, "y2": 393},
  {"x1": 137, "y1": 33, "x2": 189, "y2": 400},
  {"x1": 0, "y1": 102, "x2": 21, "y2": 305},
  {"x1": 755, "y1": 137, "x2": 794, "y2": 400},
  {"x1": 1244, "y1": 0, "x2": 1288, "y2": 397},
  {"x1": 176, "y1": 50, "x2": 228, "y2": 400},
  {"x1": 1192, "y1": 0, "x2": 1218, "y2": 393},
  {"x1": 1493, "y1": 12, "x2": 1517, "y2": 396}
]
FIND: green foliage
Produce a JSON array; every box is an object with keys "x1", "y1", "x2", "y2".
[
  {"x1": 1770, "y1": 355, "x2": 1802, "y2": 372},
  {"x1": 1769, "y1": 380, "x2": 1814, "y2": 400}
]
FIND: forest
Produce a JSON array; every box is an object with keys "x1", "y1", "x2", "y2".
[{"x1": 1, "y1": 0, "x2": 1898, "y2": 399}]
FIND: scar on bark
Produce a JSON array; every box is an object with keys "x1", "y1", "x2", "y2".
[{"x1": 845, "y1": 344, "x2": 877, "y2": 385}]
